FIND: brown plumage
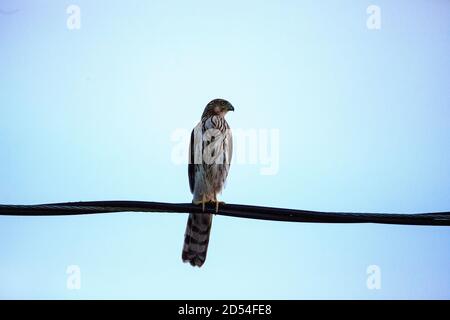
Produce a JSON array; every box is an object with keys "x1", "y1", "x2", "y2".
[{"x1": 182, "y1": 99, "x2": 234, "y2": 267}]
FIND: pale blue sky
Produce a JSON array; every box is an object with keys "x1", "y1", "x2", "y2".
[{"x1": 0, "y1": 0, "x2": 449, "y2": 299}]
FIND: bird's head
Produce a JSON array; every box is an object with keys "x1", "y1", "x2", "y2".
[{"x1": 202, "y1": 98, "x2": 235, "y2": 119}]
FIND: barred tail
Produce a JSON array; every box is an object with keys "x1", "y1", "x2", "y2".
[{"x1": 182, "y1": 213, "x2": 213, "y2": 267}]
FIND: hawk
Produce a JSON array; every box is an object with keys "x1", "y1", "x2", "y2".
[{"x1": 182, "y1": 99, "x2": 234, "y2": 267}]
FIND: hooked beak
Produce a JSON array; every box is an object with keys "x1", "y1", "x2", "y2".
[{"x1": 227, "y1": 104, "x2": 235, "y2": 112}]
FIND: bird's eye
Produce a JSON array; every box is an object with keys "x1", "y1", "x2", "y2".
[{"x1": 220, "y1": 101, "x2": 226, "y2": 106}]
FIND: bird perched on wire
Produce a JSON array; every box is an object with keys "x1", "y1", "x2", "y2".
[{"x1": 182, "y1": 98, "x2": 234, "y2": 267}]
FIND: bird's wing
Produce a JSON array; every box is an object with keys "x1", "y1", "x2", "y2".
[
  {"x1": 222, "y1": 121, "x2": 232, "y2": 185},
  {"x1": 188, "y1": 123, "x2": 203, "y2": 194},
  {"x1": 188, "y1": 129, "x2": 195, "y2": 193},
  {"x1": 225, "y1": 123, "x2": 233, "y2": 166},
  {"x1": 200, "y1": 116, "x2": 231, "y2": 164}
]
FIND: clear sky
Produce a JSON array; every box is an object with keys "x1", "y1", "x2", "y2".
[{"x1": 0, "y1": 0, "x2": 449, "y2": 299}]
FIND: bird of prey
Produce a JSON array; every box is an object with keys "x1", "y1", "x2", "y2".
[{"x1": 182, "y1": 99, "x2": 234, "y2": 267}]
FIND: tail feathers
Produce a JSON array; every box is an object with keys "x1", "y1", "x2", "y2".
[{"x1": 182, "y1": 213, "x2": 213, "y2": 267}]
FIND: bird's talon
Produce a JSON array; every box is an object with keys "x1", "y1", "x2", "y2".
[{"x1": 212, "y1": 199, "x2": 225, "y2": 213}]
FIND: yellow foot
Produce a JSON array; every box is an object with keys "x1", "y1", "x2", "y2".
[
  {"x1": 192, "y1": 194, "x2": 207, "y2": 212},
  {"x1": 211, "y1": 199, "x2": 226, "y2": 213},
  {"x1": 192, "y1": 195, "x2": 225, "y2": 213}
]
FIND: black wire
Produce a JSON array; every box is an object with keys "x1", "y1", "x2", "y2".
[{"x1": 0, "y1": 201, "x2": 449, "y2": 226}]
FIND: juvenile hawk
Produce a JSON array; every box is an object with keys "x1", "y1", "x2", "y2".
[{"x1": 182, "y1": 99, "x2": 234, "y2": 267}]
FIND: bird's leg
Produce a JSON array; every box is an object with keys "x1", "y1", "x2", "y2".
[
  {"x1": 215, "y1": 196, "x2": 219, "y2": 213},
  {"x1": 202, "y1": 194, "x2": 206, "y2": 212},
  {"x1": 213, "y1": 194, "x2": 225, "y2": 213},
  {"x1": 192, "y1": 194, "x2": 207, "y2": 212}
]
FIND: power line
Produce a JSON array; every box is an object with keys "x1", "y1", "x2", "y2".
[{"x1": 0, "y1": 201, "x2": 449, "y2": 226}]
